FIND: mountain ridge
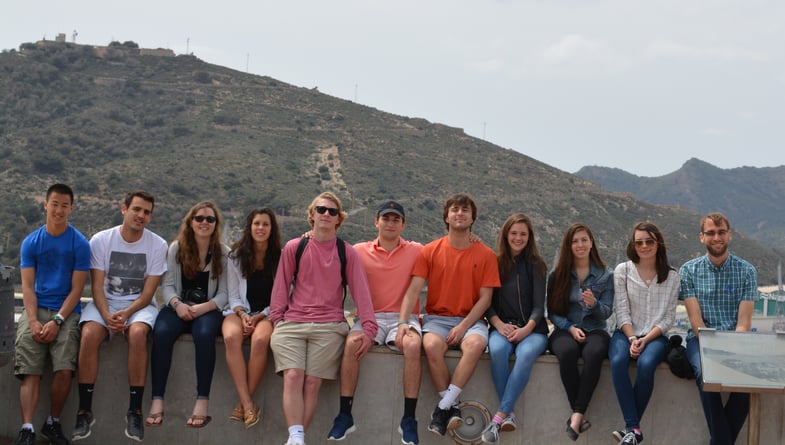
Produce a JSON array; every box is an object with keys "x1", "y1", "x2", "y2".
[{"x1": 1, "y1": 39, "x2": 781, "y2": 283}]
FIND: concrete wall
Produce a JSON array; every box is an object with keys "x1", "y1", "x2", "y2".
[{"x1": 1, "y1": 335, "x2": 782, "y2": 444}]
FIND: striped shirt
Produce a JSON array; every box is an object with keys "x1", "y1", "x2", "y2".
[
  {"x1": 614, "y1": 261, "x2": 679, "y2": 336},
  {"x1": 678, "y1": 253, "x2": 758, "y2": 335}
]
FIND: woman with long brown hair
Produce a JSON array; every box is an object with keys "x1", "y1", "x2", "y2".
[
  {"x1": 609, "y1": 222, "x2": 678, "y2": 445},
  {"x1": 147, "y1": 201, "x2": 229, "y2": 428},
  {"x1": 481, "y1": 213, "x2": 549, "y2": 444},
  {"x1": 547, "y1": 223, "x2": 614, "y2": 442},
  {"x1": 222, "y1": 208, "x2": 281, "y2": 429}
]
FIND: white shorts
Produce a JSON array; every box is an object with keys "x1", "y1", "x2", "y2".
[
  {"x1": 350, "y1": 312, "x2": 421, "y2": 352},
  {"x1": 80, "y1": 299, "x2": 159, "y2": 339}
]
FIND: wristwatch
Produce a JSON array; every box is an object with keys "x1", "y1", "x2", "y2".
[
  {"x1": 52, "y1": 314, "x2": 65, "y2": 327},
  {"x1": 628, "y1": 335, "x2": 637, "y2": 343}
]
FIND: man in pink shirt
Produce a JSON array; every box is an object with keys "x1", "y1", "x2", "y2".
[
  {"x1": 269, "y1": 192, "x2": 377, "y2": 445},
  {"x1": 326, "y1": 200, "x2": 424, "y2": 445}
]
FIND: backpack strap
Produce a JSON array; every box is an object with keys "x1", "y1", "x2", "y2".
[{"x1": 291, "y1": 236, "x2": 348, "y2": 306}]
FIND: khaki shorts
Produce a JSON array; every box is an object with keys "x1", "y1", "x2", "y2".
[
  {"x1": 14, "y1": 308, "x2": 80, "y2": 378},
  {"x1": 270, "y1": 321, "x2": 349, "y2": 379}
]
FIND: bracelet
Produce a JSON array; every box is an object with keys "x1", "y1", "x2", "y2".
[
  {"x1": 628, "y1": 336, "x2": 637, "y2": 343},
  {"x1": 170, "y1": 299, "x2": 181, "y2": 309},
  {"x1": 397, "y1": 321, "x2": 408, "y2": 326},
  {"x1": 237, "y1": 310, "x2": 248, "y2": 318}
]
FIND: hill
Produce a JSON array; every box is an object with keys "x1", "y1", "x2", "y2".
[
  {"x1": 576, "y1": 159, "x2": 785, "y2": 254},
  {"x1": 1, "y1": 40, "x2": 781, "y2": 283}
]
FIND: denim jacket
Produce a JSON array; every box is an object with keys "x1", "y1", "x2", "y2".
[{"x1": 548, "y1": 262, "x2": 614, "y2": 332}]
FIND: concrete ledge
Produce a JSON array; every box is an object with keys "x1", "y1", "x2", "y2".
[{"x1": 1, "y1": 335, "x2": 783, "y2": 444}]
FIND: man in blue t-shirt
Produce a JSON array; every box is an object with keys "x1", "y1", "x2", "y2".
[
  {"x1": 679, "y1": 212, "x2": 758, "y2": 445},
  {"x1": 13, "y1": 184, "x2": 91, "y2": 445}
]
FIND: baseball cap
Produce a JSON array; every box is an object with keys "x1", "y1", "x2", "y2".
[{"x1": 377, "y1": 200, "x2": 405, "y2": 218}]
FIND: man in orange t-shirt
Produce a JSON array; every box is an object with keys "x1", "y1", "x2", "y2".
[{"x1": 396, "y1": 193, "x2": 500, "y2": 437}]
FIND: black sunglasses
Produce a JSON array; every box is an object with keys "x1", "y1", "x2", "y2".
[
  {"x1": 193, "y1": 215, "x2": 217, "y2": 224},
  {"x1": 315, "y1": 206, "x2": 339, "y2": 216}
]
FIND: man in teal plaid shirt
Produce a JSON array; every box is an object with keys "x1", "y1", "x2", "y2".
[{"x1": 679, "y1": 212, "x2": 757, "y2": 445}]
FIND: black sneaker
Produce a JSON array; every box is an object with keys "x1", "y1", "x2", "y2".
[
  {"x1": 125, "y1": 410, "x2": 144, "y2": 442},
  {"x1": 447, "y1": 405, "x2": 463, "y2": 431},
  {"x1": 13, "y1": 428, "x2": 35, "y2": 445},
  {"x1": 41, "y1": 421, "x2": 69, "y2": 445},
  {"x1": 614, "y1": 429, "x2": 643, "y2": 445},
  {"x1": 427, "y1": 406, "x2": 450, "y2": 436},
  {"x1": 71, "y1": 411, "x2": 94, "y2": 441}
]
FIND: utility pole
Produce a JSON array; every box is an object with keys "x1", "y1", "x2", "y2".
[
  {"x1": 186, "y1": 37, "x2": 190, "y2": 55},
  {"x1": 246, "y1": 53, "x2": 250, "y2": 72}
]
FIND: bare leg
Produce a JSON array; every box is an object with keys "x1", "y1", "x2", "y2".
[
  {"x1": 222, "y1": 316, "x2": 251, "y2": 409},
  {"x1": 402, "y1": 331, "x2": 423, "y2": 399},
  {"x1": 19, "y1": 375, "x2": 41, "y2": 424},
  {"x1": 302, "y1": 375, "x2": 323, "y2": 430},
  {"x1": 126, "y1": 322, "x2": 150, "y2": 387},
  {"x1": 450, "y1": 334, "x2": 486, "y2": 388},
  {"x1": 339, "y1": 332, "x2": 363, "y2": 397},
  {"x1": 77, "y1": 322, "x2": 108, "y2": 384},
  {"x1": 423, "y1": 333, "x2": 450, "y2": 392},
  {"x1": 247, "y1": 320, "x2": 272, "y2": 398},
  {"x1": 49, "y1": 369, "x2": 73, "y2": 418},
  {"x1": 282, "y1": 369, "x2": 306, "y2": 427}
]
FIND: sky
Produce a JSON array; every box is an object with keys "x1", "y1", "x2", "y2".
[{"x1": 3, "y1": 0, "x2": 784, "y2": 177}]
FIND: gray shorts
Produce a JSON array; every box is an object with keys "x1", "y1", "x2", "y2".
[
  {"x1": 422, "y1": 315, "x2": 489, "y2": 346},
  {"x1": 350, "y1": 312, "x2": 422, "y2": 351},
  {"x1": 80, "y1": 299, "x2": 158, "y2": 340},
  {"x1": 14, "y1": 308, "x2": 80, "y2": 378}
]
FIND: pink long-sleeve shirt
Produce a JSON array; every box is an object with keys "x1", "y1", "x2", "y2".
[{"x1": 269, "y1": 237, "x2": 378, "y2": 339}]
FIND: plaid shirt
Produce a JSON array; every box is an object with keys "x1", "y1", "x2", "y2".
[
  {"x1": 678, "y1": 253, "x2": 758, "y2": 336},
  {"x1": 614, "y1": 261, "x2": 679, "y2": 336}
]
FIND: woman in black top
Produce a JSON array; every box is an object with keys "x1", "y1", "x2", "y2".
[
  {"x1": 481, "y1": 213, "x2": 549, "y2": 444},
  {"x1": 221, "y1": 208, "x2": 281, "y2": 429}
]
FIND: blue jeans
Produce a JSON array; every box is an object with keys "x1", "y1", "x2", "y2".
[
  {"x1": 686, "y1": 336, "x2": 749, "y2": 445},
  {"x1": 151, "y1": 306, "x2": 223, "y2": 399},
  {"x1": 488, "y1": 330, "x2": 547, "y2": 414},
  {"x1": 608, "y1": 331, "x2": 667, "y2": 430}
]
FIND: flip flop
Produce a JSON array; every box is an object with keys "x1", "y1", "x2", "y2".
[
  {"x1": 229, "y1": 405, "x2": 244, "y2": 422},
  {"x1": 145, "y1": 412, "x2": 164, "y2": 427},
  {"x1": 186, "y1": 415, "x2": 212, "y2": 428}
]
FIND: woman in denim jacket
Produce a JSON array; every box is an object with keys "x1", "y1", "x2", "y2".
[{"x1": 547, "y1": 223, "x2": 614, "y2": 442}]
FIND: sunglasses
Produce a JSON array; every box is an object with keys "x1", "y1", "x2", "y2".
[
  {"x1": 634, "y1": 239, "x2": 657, "y2": 247},
  {"x1": 315, "y1": 206, "x2": 339, "y2": 216},
  {"x1": 193, "y1": 215, "x2": 217, "y2": 224}
]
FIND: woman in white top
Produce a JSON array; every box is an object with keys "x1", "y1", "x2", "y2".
[
  {"x1": 609, "y1": 222, "x2": 679, "y2": 445},
  {"x1": 221, "y1": 208, "x2": 281, "y2": 429}
]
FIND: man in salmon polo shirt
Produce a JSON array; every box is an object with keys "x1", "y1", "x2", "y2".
[
  {"x1": 397, "y1": 193, "x2": 500, "y2": 438},
  {"x1": 326, "y1": 200, "x2": 424, "y2": 445}
]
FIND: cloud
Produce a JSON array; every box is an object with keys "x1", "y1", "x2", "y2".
[
  {"x1": 699, "y1": 127, "x2": 728, "y2": 137},
  {"x1": 538, "y1": 34, "x2": 627, "y2": 77},
  {"x1": 648, "y1": 39, "x2": 768, "y2": 62}
]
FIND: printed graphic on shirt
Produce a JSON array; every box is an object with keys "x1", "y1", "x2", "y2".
[{"x1": 107, "y1": 251, "x2": 147, "y2": 297}]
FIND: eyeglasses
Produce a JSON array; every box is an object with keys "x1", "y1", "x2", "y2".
[
  {"x1": 315, "y1": 206, "x2": 339, "y2": 216},
  {"x1": 702, "y1": 229, "x2": 729, "y2": 237},
  {"x1": 634, "y1": 239, "x2": 657, "y2": 247},
  {"x1": 193, "y1": 215, "x2": 217, "y2": 224}
]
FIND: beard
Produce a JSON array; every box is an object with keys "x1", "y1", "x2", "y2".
[{"x1": 706, "y1": 242, "x2": 728, "y2": 258}]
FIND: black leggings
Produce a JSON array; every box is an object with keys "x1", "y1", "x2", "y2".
[{"x1": 548, "y1": 328, "x2": 610, "y2": 414}]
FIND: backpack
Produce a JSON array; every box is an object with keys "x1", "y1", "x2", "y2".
[
  {"x1": 665, "y1": 334, "x2": 695, "y2": 379},
  {"x1": 291, "y1": 237, "x2": 348, "y2": 305}
]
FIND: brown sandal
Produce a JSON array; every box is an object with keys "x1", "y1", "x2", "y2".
[
  {"x1": 145, "y1": 412, "x2": 164, "y2": 427},
  {"x1": 229, "y1": 405, "x2": 244, "y2": 422},
  {"x1": 244, "y1": 404, "x2": 260, "y2": 429},
  {"x1": 186, "y1": 415, "x2": 212, "y2": 428}
]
